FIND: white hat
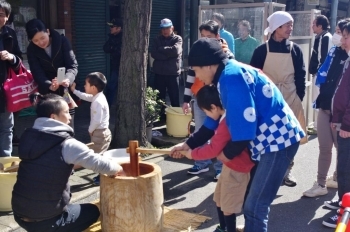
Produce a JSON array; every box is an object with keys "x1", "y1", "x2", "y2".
[{"x1": 264, "y1": 11, "x2": 294, "y2": 36}]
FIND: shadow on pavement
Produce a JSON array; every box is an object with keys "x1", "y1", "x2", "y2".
[
  {"x1": 163, "y1": 166, "x2": 213, "y2": 200},
  {"x1": 268, "y1": 189, "x2": 338, "y2": 232},
  {"x1": 70, "y1": 183, "x2": 95, "y2": 191}
]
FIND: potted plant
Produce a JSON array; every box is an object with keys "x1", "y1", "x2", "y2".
[{"x1": 145, "y1": 87, "x2": 164, "y2": 142}]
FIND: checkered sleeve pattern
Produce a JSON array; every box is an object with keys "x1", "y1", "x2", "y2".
[{"x1": 250, "y1": 106, "x2": 305, "y2": 161}]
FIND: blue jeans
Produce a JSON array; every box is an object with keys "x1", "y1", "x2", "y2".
[
  {"x1": 192, "y1": 97, "x2": 223, "y2": 171},
  {"x1": 14, "y1": 204, "x2": 100, "y2": 232},
  {"x1": 105, "y1": 70, "x2": 118, "y2": 106},
  {"x1": 0, "y1": 110, "x2": 13, "y2": 157},
  {"x1": 337, "y1": 133, "x2": 350, "y2": 201},
  {"x1": 243, "y1": 142, "x2": 300, "y2": 232}
]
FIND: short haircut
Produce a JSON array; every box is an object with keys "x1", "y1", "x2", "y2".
[
  {"x1": 342, "y1": 22, "x2": 350, "y2": 34},
  {"x1": 315, "y1": 15, "x2": 330, "y2": 30},
  {"x1": 196, "y1": 85, "x2": 222, "y2": 111},
  {"x1": 0, "y1": 1, "x2": 11, "y2": 17},
  {"x1": 86, "y1": 72, "x2": 107, "y2": 92},
  {"x1": 199, "y1": 20, "x2": 219, "y2": 36},
  {"x1": 338, "y1": 18, "x2": 350, "y2": 31},
  {"x1": 30, "y1": 93, "x2": 66, "y2": 118},
  {"x1": 212, "y1": 13, "x2": 225, "y2": 27},
  {"x1": 25, "y1": 18, "x2": 47, "y2": 40},
  {"x1": 238, "y1": 20, "x2": 251, "y2": 32}
]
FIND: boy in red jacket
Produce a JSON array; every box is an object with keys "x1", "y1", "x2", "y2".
[{"x1": 172, "y1": 85, "x2": 254, "y2": 232}]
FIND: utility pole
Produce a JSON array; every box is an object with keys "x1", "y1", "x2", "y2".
[
  {"x1": 330, "y1": 0, "x2": 339, "y2": 34},
  {"x1": 190, "y1": 0, "x2": 199, "y2": 46}
]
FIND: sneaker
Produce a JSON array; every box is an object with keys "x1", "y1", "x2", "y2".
[
  {"x1": 303, "y1": 183, "x2": 328, "y2": 197},
  {"x1": 324, "y1": 200, "x2": 341, "y2": 210},
  {"x1": 322, "y1": 214, "x2": 338, "y2": 228},
  {"x1": 92, "y1": 175, "x2": 100, "y2": 186},
  {"x1": 214, "y1": 225, "x2": 226, "y2": 232},
  {"x1": 236, "y1": 225, "x2": 244, "y2": 232},
  {"x1": 326, "y1": 175, "x2": 338, "y2": 189},
  {"x1": 187, "y1": 165, "x2": 209, "y2": 175},
  {"x1": 283, "y1": 173, "x2": 297, "y2": 187},
  {"x1": 214, "y1": 170, "x2": 221, "y2": 180}
]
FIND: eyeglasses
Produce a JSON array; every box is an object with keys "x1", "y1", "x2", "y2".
[{"x1": 109, "y1": 25, "x2": 117, "y2": 28}]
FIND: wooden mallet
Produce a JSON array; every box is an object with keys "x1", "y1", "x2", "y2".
[{"x1": 126, "y1": 141, "x2": 186, "y2": 177}]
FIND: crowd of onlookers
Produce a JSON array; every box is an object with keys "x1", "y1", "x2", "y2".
[{"x1": 163, "y1": 11, "x2": 350, "y2": 232}]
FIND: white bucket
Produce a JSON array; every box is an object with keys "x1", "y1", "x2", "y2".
[
  {"x1": 165, "y1": 107, "x2": 192, "y2": 137},
  {"x1": 0, "y1": 157, "x2": 21, "y2": 211}
]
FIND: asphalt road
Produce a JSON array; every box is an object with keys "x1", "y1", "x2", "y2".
[{"x1": 159, "y1": 134, "x2": 338, "y2": 232}]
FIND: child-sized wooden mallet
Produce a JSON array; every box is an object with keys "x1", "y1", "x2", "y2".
[
  {"x1": 126, "y1": 140, "x2": 187, "y2": 177},
  {"x1": 126, "y1": 147, "x2": 180, "y2": 155}
]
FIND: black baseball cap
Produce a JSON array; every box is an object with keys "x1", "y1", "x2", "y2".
[{"x1": 107, "y1": 18, "x2": 123, "y2": 27}]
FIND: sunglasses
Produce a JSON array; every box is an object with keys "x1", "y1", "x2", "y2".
[{"x1": 109, "y1": 25, "x2": 117, "y2": 28}]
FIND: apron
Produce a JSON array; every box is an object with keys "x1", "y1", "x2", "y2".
[{"x1": 263, "y1": 41, "x2": 308, "y2": 144}]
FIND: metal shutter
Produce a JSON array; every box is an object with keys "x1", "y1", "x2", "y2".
[
  {"x1": 72, "y1": 0, "x2": 109, "y2": 87},
  {"x1": 150, "y1": 0, "x2": 181, "y2": 47}
]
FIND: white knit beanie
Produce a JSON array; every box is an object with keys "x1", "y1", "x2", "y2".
[{"x1": 264, "y1": 11, "x2": 294, "y2": 36}]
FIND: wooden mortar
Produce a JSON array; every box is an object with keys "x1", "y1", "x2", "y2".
[
  {"x1": 100, "y1": 161, "x2": 163, "y2": 232},
  {"x1": 99, "y1": 141, "x2": 187, "y2": 231}
]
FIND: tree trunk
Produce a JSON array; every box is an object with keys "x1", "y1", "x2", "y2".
[{"x1": 112, "y1": 0, "x2": 152, "y2": 148}]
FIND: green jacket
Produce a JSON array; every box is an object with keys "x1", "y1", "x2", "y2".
[{"x1": 234, "y1": 36, "x2": 259, "y2": 64}]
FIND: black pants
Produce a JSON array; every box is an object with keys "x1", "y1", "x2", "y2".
[
  {"x1": 337, "y1": 134, "x2": 350, "y2": 200},
  {"x1": 154, "y1": 74, "x2": 180, "y2": 108},
  {"x1": 14, "y1": 204, "x2": 99, "y2": 232}
]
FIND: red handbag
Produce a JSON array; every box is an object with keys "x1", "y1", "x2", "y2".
[{"x1": 3, "y1": 63, "x2": 38, "y2": 112}]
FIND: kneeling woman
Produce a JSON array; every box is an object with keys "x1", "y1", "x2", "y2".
[{"x1": 12, "y1": 93, "x2": 124, "y2": 232}]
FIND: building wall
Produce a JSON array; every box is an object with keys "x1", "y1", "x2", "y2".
[
  {"x1": 303, "y1": 0, "x2": 349, "y2": 19},
  {"x1": 57, "y1": 0, "x2": 73, "y2": 44}
]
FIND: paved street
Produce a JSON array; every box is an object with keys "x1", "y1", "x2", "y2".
[{"x1": 159, "y1": 134, "x2": 338, "y2": 232}]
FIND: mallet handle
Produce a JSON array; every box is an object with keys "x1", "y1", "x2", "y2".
[
  {"x1": 4, "y1": 165, "x2": 19, "y2": 173},
  {"x1": 126, "y1": 147, "x2": 186, "y2": 155},
  {"x1": 129, "y1": 140, "x2": 140, "y2": 177}
]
